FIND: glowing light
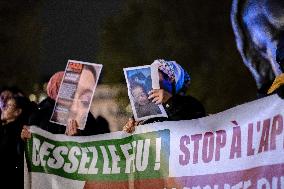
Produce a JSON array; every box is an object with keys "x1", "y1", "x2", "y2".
[{"x1": 29, "y1": 94, "x2": 37, "y2": 102}]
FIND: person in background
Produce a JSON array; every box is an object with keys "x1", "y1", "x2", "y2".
[
  {"x1": 123, "y1": 59, "x2": 206, "y2": 133},
  {"x1": 0, "y1": 95, "x2": 35, "y2": 188},
  {"x1": 21, "y1": 70, "x2": 110, "y2": 140},
  {"x1": 0, "y1": 87, "x2": 14, "y2": 111},
  {"x1": 267, "y1": 33, "x2": 284, "y2": 98},
  {"x1": 0, "y1": 87, "x2": 14, "y2": 125},
  {"x1": 0, "y1": 86, "x2": 30, "y2": 126},
  {"x1": 0, "y1": 86, "x2": 26, "y2": 105}
]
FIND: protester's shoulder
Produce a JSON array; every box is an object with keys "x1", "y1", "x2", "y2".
[
  {"x1": 28, "y1": 97, "x2": 55, "y2": 125},
  {"x1": 96, "y1": 115, "x2": 109, "y2": 126},
  {"x1": 38, "y1": 97, "x2": 55, "y2": 110},
  {"x1": 83, "y1": 113, "x2": 110, "y2": 136},
  {"x1": 36, "y1": 97, "x2": 55, "y2": 115},
  {"x1": 166, "y1": 94, "x2": 206, "y2": 119},
  {"x1": 170, "y1": 94, "x2": 204, "y2": 108},
  {"x1": 184, "y1": 95, "x2": 206, "y2": 114}
]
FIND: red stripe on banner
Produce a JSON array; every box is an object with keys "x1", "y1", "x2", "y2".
[
  {"x1": 175, "y1": 163, "x2": 284, "y2": 188},
  {"x1": 83, "y1": 163, "x2": 284, "y2": 189}
]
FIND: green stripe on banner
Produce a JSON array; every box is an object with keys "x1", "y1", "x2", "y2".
[{"x1": 25, "y1": 129, "x2": 170, "y2": 181}]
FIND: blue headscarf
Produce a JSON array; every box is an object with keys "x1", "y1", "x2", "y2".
[{"x1": 152, "y1": 59, "x2": 191, "y2": 94}]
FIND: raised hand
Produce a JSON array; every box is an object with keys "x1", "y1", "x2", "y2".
[
  {"x1": 21, "y1": 125, "x2": 31, "y2": 141},
  {"x1": 123, "y1": 118, "x2": 139, "y2": 133},
  {"x1": 65, "y1": 119, "x2": 79, "y2": 136},
  {"x1": 148, "y1": 89, "x2": 172, "y2": 104}
]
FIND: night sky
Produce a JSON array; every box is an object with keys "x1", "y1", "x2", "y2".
[
  {"x1": 0, "y1": 0, "x2": 257, "y2": 113},
  {"x1": 0, "y1": 0, "x2": 123, "y2": 88},
  {"x1": 39, "y1": 0, "x2": 122, "y2": 80}
]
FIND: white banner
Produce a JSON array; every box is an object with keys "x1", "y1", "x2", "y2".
[{"x1": 25, "y1": 94, "x2": 284, "y2": 189}]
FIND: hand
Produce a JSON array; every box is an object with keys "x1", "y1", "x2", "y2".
[
  {"x1": 65, "y1": 120, "x2": 79, "y2": 136},
  {"x1": 21, "y1": 125, "x2": 31, "y2": 141},
  {"x1": 148, "y1": 89, "x2": 173, "y2": 104},
  {"x1": 123, "y1": 118, "x2": 138, "y2": 133}
]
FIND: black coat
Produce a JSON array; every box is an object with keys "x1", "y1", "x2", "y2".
[
  {"x1": 0, "y1": 119, "x2": 24, "y2": 188},
  {"x1": 276, "y1": 85, "x2": 284, "y2": 99},
  {"x1": 29, "y1": 97, "x2": 110, "y2": 136},
  {"x1": 142, "y1": 95, "x2": 206, "y2": 124}
]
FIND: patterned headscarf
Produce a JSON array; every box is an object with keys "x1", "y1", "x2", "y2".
[
  {"x1": 152, "y1": 59, "x2": 191, "y2": 94},
  {"x1": 46, "y1": 71, "x2": 64, "y2": 100}
]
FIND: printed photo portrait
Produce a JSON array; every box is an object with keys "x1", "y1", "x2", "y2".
[
  {"x1": 50, "y1": 60, "x2": 102, "y2": 129},
  {"x1": 50, "y1": 97, "x2": 71, "y2": 124},
  {"x1": 124, "y1": 65, "x2": 167, "y2": 121}
]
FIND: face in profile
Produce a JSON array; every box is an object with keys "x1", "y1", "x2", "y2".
[
  {"x1": 0, "y1": 90, "x2": 13, "y2": 110},
  {"x1": 1, "y1": 98, "x2": 21, "y2": 123},
  {"x1": 131, "y1": 85, "x2": 149, "y2": 106},
  {"x1": 68, "y1": 65, "x2": 96, "y2": 128}
]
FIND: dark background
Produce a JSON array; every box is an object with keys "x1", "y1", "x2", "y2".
[{"x1": 0, "y1": 0, "x2": 257, "y2": 113}]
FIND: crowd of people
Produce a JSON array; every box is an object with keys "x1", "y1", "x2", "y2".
[
  {"x1": 0, "y1": 70, "x2": 110, "y2": 188},
  {"x1": 0, "y1": 50, "x2": 283, "y2": 188}
]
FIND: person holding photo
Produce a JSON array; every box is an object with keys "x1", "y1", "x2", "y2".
[
  {"x1": 123, "y1": 59, "x2": 206, "y2": 133},
  {"x1": 21, "y1": 70, "x2": 110, "y2": 140}
]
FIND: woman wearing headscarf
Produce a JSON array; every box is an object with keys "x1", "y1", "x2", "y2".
[
  {"x1": 123, "y1": 59, "x2": 206, "y2": 133},
  {"x1": 27, "y1": 71, "x2": 67, "y2": 134},
  {"x1": 21, "y1": 71, "x2": 110, "y2": 139}
]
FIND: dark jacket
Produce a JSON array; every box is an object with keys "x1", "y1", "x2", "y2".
[
  {"x1": 134, "y1": 101, "x2": 162, "y2": 118},
  {"x1": 29, "y1": 97, "x2": 110, "y2": 136},
  {"x1": 142, "y1": 95, "x2": 206, "y2": 124},
  {"x1": 275, "y1": 85, "x2": 284, "y2": 99},
  {"x1": 0, "y1": 119, "x2": 24, "y2": 188}
]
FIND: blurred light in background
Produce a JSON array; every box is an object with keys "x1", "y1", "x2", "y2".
[{"x1": 29, "y1": 94, "x2": 37, "y2": 102}]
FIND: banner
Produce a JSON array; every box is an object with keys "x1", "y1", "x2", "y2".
[{"x1": 25, "y1": 94, "x2": 284, "y2": 189}]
